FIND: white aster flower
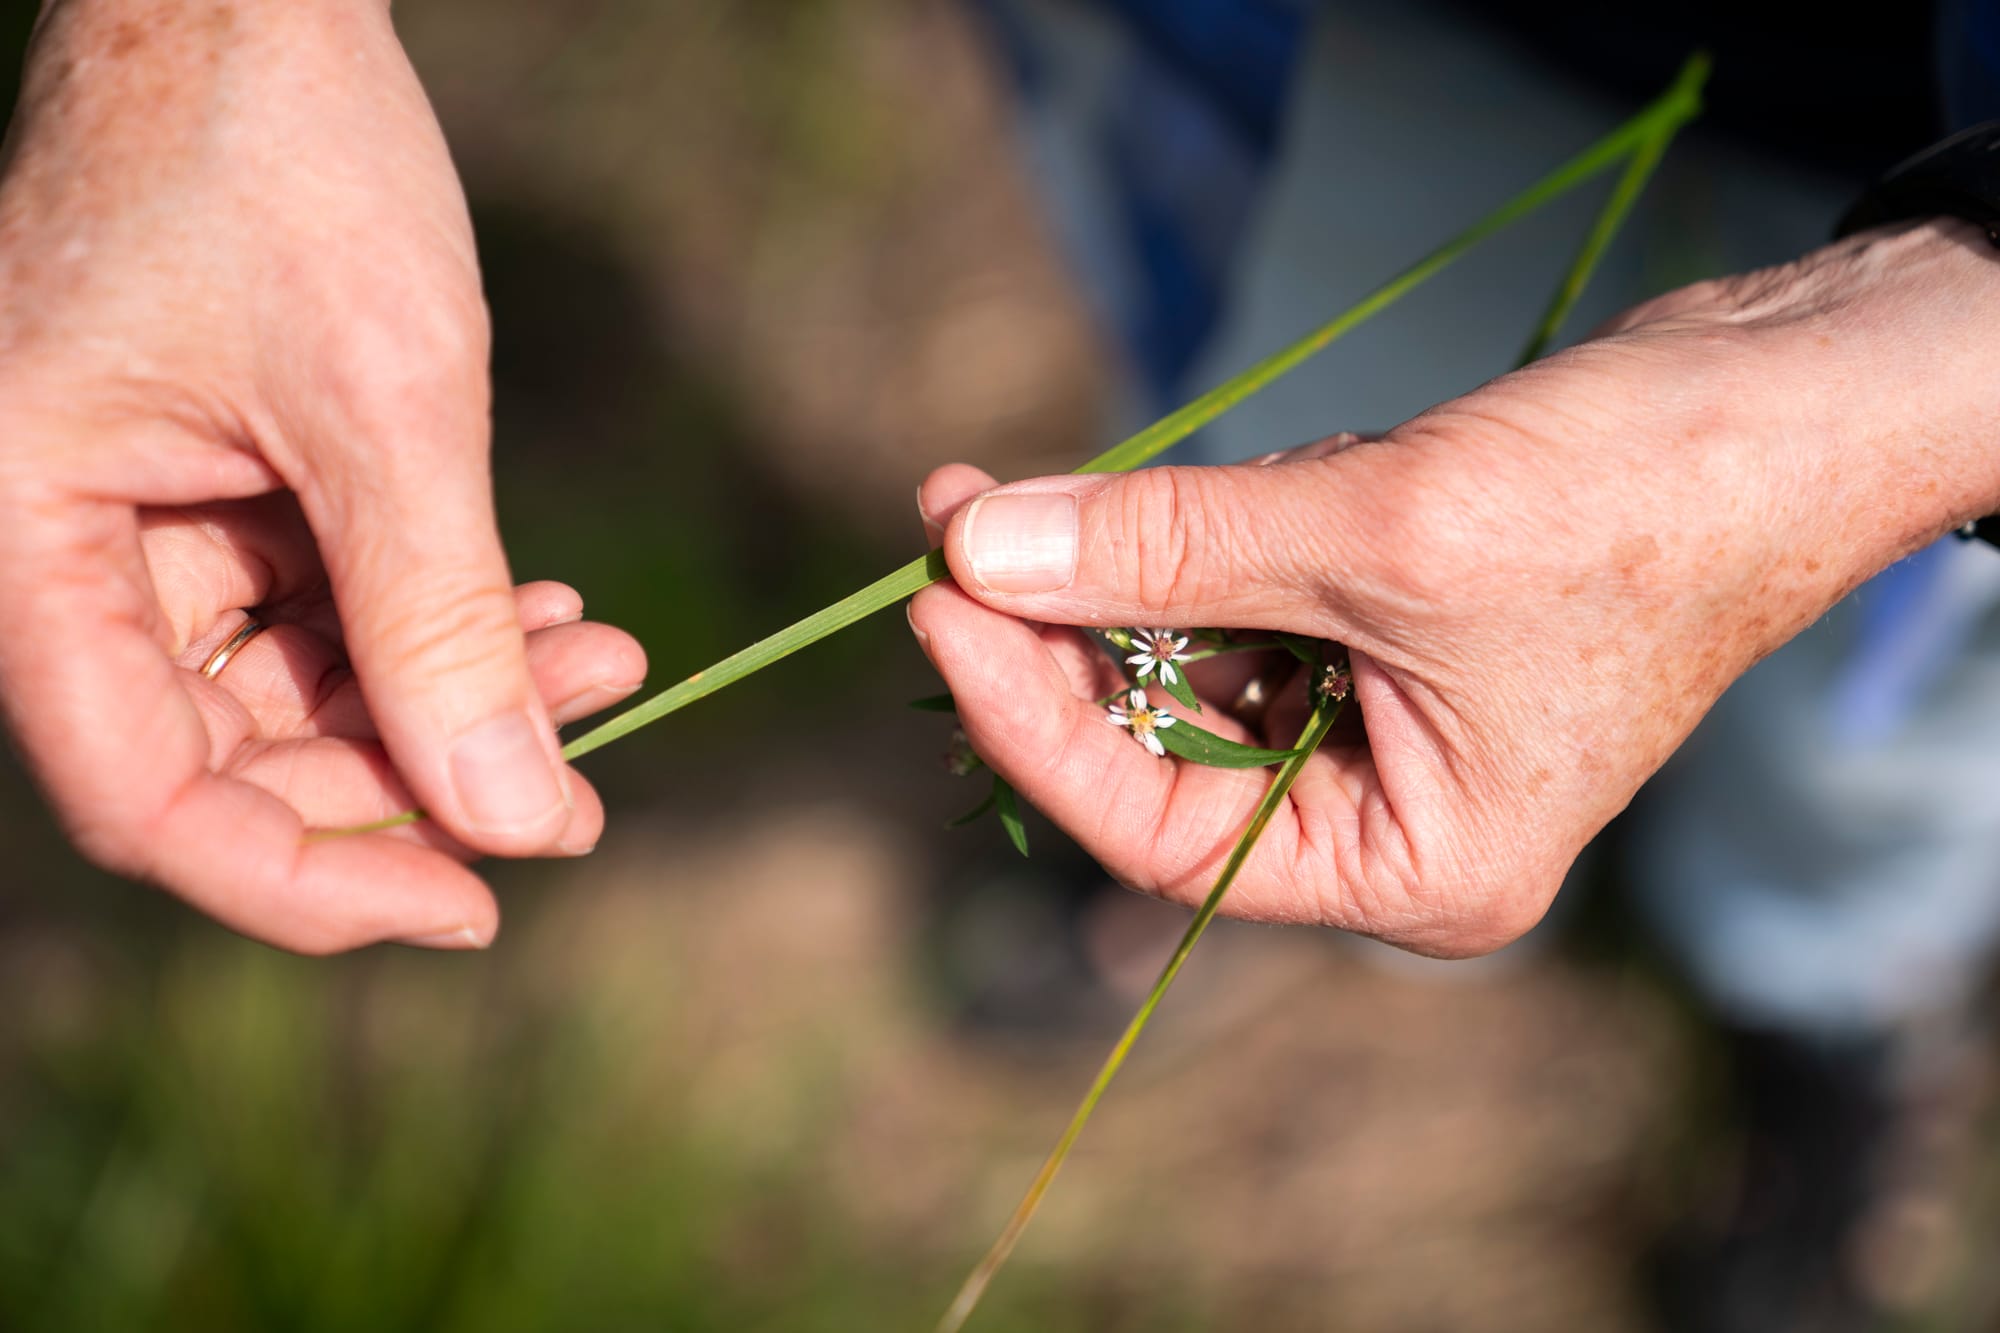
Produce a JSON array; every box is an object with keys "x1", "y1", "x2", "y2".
[
  {"x1": 1125, "y1": 628, "x2": 1192, "y2": 687},
  {"x1": 1106, "y1": 687, "x2": 1176, "y2": 757}
]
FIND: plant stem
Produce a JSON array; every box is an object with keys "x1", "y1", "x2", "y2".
[
  {"x1": 546, "y1": 61, "x2": 1705, "y2": 767},
  {"x1": 932, "y1": 52, "x2": 1711, "y2": 1329},
  {"x1": 932, "y1": 694, "x2": 1346, "y2": 1333},
  {"x1": 1515, "y1": 53, "x2": 1709, "y2": 366},
  {"x1": 320, "y1": 56, "x2": 1709, "y2": 849},
  {"x1": 558, "y1": 550, "x2": 949, "y2": 762},
  {"x1": 1179, "y1": 641, "x2": 1284, "y2": 664}
]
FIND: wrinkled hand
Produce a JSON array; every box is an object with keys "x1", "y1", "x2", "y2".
[
  {"x1": 911, "y1": 220, "x2": 2000, "y2": 956},
  {"x1": 0, "y1": 1, "x2": 644, "y2": 951}
]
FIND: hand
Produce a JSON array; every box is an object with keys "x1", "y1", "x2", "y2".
[
  {"x1": 909, "y1": 220, "x2": 2000, "y2": 956},
  {"x1": 0, "y1": 1, "x2": 644, "y2": 952}
]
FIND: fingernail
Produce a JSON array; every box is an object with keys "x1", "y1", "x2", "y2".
[
  {"x1": 961, "y1": 492, "x2": 1077, "y2": 594},
  {"x1": 905, "y1": 602, "x2": 930, "y2": 650},
  {"x1": 399, "y1": 925, "x2": 491, "y2": 951},
  {"x1": 917, "y1": 486, "x2": 944, "y2": 545},
  {"x1": 449, "y1": 711, "x2": 569, "y2": 835}
]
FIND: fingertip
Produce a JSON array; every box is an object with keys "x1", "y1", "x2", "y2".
[
  {"x1": 911, "y1": 582, "x2": 1073, "y2": 734},
  {"x1": 515, "y1": 580, "x2": 585, "y2": 630},
  {"x1": 918, "y1": 463, "x2": 1001, "y2": 544},
  {"x1": 550, "y1": 767, "x2": 605, "y2": 858},
  {"x1": 396, "y1": 923, "x2": 497, "y2": 951},
  {"x1": 589, "y1": 624, "x2": 648, "y2": 693},
  {"x1": 528, "y1": 621, "x2": 648, "y2": 725}
]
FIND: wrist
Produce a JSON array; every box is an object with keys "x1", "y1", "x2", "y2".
[
  {"x1": 1610, "y1": 220, "x2": 2000, "y2": 592},
  {"x1": 1769, "y1": 220, "x2": 2000, "y2": 563}
]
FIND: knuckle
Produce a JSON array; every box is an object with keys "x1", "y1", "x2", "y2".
[
  {"x1": 357, "y1": 568, "x2": 521, "y2": 686},
  {"x1": 1113, "y1": 467, "x2": 1228, "y2": 616},
  {"x1": 1336, "y1": 449, "x2": 1476, "y2": 612}
]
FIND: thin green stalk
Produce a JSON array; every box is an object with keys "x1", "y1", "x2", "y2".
[
  {"x1": 316, "y1": 54, "x2": 1704, "y2": 841},
  {"x1": 1515, "y1": 53, "x2": 1708, "y2": 367},
  {"x1": 546, "y1": 62, "x2": 1703, "y2": 764},
  {"x1": 1180, "y1": 640, "x2": 1284, "y2": 664},
  {"x1": 932, "y1": 694, "x2": 1346, "y2": 1333},
  {"x1": 558, "y1": 550, "x2": 949, "y2": 762},
  {"x1": 933, "y1": 53, "x2": 1709, "y2": 1331}
]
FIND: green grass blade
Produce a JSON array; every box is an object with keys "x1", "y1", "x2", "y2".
[
  {"x1": 932, "y1": 695, "x2": 1346, "y2": 1333},
  {"x1": 548, "y1": 69, "x2": 1702, "y2": 768},
  {"x1": 1515, "y1": 53, "x2": 1708, "y2": 367},
  {"x1": 1076, "y1": 56, "x2": 1706, "y2": 477},
  {"x1": 558, "y1": 550, "x2": 948, "y2": 763},
  {"x1": 933, "y1": 53, "x2": 1712, "y2": 1330},
  {"x1": 319, "y1": 55, "x2": 1706, "y2": 840}
]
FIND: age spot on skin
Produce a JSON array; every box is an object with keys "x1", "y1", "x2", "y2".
[
  {"x1": 1609, "y1": 533, "x2": 1661, "y2": 582},
  {"x1": 103, "y1": 21, "x2": 145, "y2": 59}
]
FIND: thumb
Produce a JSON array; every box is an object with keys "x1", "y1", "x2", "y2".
[
  {"x1": 288, "y1": 404, "x2": 582, "y2": 856},
  {"x1": 942, "y1": 463, "x2": 1340, "y2": 631}
]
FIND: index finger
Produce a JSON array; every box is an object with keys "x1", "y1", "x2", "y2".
[{"x1": 907, "y1": 578, "x2": 1402, "y2": 930}]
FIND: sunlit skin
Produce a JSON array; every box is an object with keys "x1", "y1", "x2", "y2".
[
  {"x1": 0, "y1": 0, "x2": 646, "y2": 952},
  {"x1": 914, "y1": 220, "x2": 2000, "y2": 958},
  {"x1": 4, "y1": 1, "x2": 1999, "y2": 964}
]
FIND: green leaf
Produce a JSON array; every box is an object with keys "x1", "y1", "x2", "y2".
[
  {"x1": 945, "y1": 792, "x2": 996, "y2": 829},
  {"x1": 909, "y1": 693, "x2": 957, "y2": 713},
  {"x1": 992, "y1": 777, "x2": 1029, "y2": 858},
  {"x1": 1152, "y1": 667, "x2": 1202, "y2": 715},
  {"x1": 1274, "y1": 633, "x2": 1322, "y2": 666},
  {"x1": 1156, "y1": 719, "x2": 1297, "y2": 769}
]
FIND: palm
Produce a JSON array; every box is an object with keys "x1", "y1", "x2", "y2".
[{"x1": 149, "y1": 495, "x2": 641, "y2": 857}]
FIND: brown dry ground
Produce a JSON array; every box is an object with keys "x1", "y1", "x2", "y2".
[{"x1": 520, "y1": 803, "x2": 1689, "y2": 1332}]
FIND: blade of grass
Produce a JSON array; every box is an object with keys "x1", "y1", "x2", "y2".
[
  {"x1": 1515, "y1": 53, "x2": 1709, "y2": 367},
  {"x1": 317, "y1": 55, "x2": 1707, "y2": 840},
  {"x1": 559, "y1": 549, "x2": 949, "y2": 762},
  {"x1": 933, "y1": 53, "x2": 1710, "y2": 1330},
  {"x1": 932, "y1": 693, "x2": 1346, "y2": 1333},
  {"x1": 549, "y1": 64, "x2": 1703, "y2": 764}
]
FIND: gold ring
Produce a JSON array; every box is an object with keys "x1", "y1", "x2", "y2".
[{"x1": 199, "y1": 612, "x2": 268, "y2": 680}]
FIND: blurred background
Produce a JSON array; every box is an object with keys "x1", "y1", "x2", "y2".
[{"x1": 0, "y1": 1, "x2": 1995, "y2": 1330}]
